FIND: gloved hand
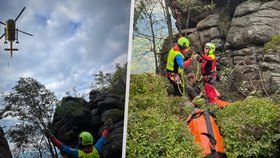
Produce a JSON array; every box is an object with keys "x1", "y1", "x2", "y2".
[
  {"x1": 102, "y1": 118, "x2": 113, "y2": 138},
  {"x1": 45, "y1": 128, "x2": 53, "y2": 138},
  {"x1": 104, "y1": 118, "x2": 113, "y2": 131},
  {"x1": 191, "y1": 54, "x2": 198, "y2": 60},
  {"x1": 194, "y1": 50, "x2": 202, "y2": 56}
]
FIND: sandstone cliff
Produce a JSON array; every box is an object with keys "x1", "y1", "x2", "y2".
[
  {"x1": 50, "y1": 65, "x2": 127, "y2": 158},
  {"x1": 162, "y1": 0, "x2": 280, "y2": 98}
]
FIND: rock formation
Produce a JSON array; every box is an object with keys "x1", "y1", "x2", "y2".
[
  {"x1": 50, "y1": 65, "x2": 126, "y2": 158},
  {"x1": 0, "y1": 127, "x2": 12, "y2": 158},
  {"x1": 162, "y1": 0, "x2": 280, "y2": 97}
]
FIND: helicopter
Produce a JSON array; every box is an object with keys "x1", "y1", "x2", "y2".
[{"x1": 0, "y1": 7, "x2": 33, "y2": 58}]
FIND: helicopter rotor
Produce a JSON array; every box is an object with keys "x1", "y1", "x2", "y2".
[
  {"x1": 18, "y1": 29, "x2": 33, "y2": 36},
  {"x1": 0, "y1": 21, "x2": 6, "y2": 25},
  {"x1": 15, "y1": 7, "x2": 26, "y2": 22},
  {"x1": 0, "y1": 33, "x2": 4, "y2": 39}
]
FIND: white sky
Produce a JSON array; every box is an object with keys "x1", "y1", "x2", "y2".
[{"x1": 0, "y1": 0, "x2": 131, "y2": 99}]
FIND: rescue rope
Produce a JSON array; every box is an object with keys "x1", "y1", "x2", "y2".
[
  {"x1": 177, "y1": 70, "x2": 186, "y2": 96},
  {"x1": 196, "y1": 62, "x2": 203, "y2": 81}
]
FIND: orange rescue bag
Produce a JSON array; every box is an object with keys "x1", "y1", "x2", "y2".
[{"x1": 186, "y1": 109, "x2": 227, "y2": 158}]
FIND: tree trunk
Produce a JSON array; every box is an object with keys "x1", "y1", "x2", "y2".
[
  {"x1": 36, "y1": 119, "x2": 56, "y2": 158},
  {"x1": 185, "y1": 3, "x2": 191, "y2": 36},
  {"x1": 164, "y1": 0, "x2": 173, "y2": 47},
  {"x1": 37, "y1": 135, "x2": 45, "y2": 158},
  {"x1": 149, "y1": 14, "x2": 159, "y2": 74},
  {"x1": 45, "y1": 136, "x2": 55, "y2": 158},
  {"x1": 52, "y1": 142, "x2": 59, "y2": 158},
  {"x1": 35, "y1": 146, "x2": 43, "y2": 158},
  {"x1": 157, "y1": 53, "x2": 162, "y2": 74}
]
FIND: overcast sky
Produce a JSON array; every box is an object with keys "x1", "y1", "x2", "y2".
[{"x1": 0, "y1": 0, "x2": 131, "y2": 100}]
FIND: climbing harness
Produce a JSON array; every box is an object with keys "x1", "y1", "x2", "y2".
[{"x1": 167, "y1": 71, "x2": 186, "y2": 96}]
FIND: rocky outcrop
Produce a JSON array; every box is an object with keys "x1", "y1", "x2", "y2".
[
  {"x1": 172, "y1": 0, "x2": 246, "y2": 31},
  {"x1": 224, "y1": 0, "x2": 280, "y2": 95},
  {"x1": 162, "y1": 0, "x2": 280, "y2": 97},
  {"x1": 0, "y1": 127, "x2": 12, "y2": 158},
  {"x1": 50, "y1": 65, "x2": 126, "y2": 158},
  {"x1": 226, "y1": 0, "x2": 280, "y2": 49},
  {"x1": 51, "y1": 92, "x2": 124, "y2": 158},
  {"x1": 89, "y1": 91, "x2": 124, "y2": 157}
]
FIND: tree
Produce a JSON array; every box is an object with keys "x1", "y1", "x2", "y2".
[
  {"x1": 133, "y1": 0, "x2": 173, "y2": 74},
  {"x1": 91, "y1": 63, "x2": 124, "y2": 93},
  {"x1": 162, "y1": 0, "x2": 174, "y2": 47},
  {"x1": 92, "y1": 71, "x2": 113, "y2": 93},
  {"x1": 1, "y1": 77, "x2": 58, "y2": 158},
  {"x1": 65, "y1": 86, "x2": 87, "y2": 99}
]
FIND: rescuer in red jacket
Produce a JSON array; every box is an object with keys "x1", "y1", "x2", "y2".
[{"x1": 198, "y1": 43, "x2": 230, "y2": 108}]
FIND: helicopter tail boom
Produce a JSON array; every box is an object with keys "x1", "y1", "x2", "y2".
[{"x1": 4, "y1": 42, "x2": 18, "y2": 58}]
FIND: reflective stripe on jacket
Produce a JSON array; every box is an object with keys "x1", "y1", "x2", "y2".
[
  {"x1": 166, "y1": 46, "x2": 184, "y2": 74},
  {"x1": 78, "y1": 147, "x2": 99, "y2": 158}
]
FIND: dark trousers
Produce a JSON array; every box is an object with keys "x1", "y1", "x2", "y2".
[{"x1": 167, "y1": 76, "x2": 183, "y2": 96}]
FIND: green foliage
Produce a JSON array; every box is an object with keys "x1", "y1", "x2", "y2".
[
  {"x1": 92, "y1": 63, "x2": 124, "y2": 94},
  {"x1": 271, "y1": 93, "x2": 280, "y2": 104},
  {"x1": 215, "y1": 97, "x2": 280, "y2": 157},
  {"x1": 264, "y1": 34, "x2": 280, "y2": 53},
  {"x1": 129, "y1": 73, "x2": 168, "y2": 97},
  {"x1": 57, "y1": 97, "x2": 86, "y2": 118},
  {"x1": 92, "y1": 70, "x2": 112, "y2": 92},
  {"x1": 127, "y1": 73, "x2": 201, "y2": 158},
  {"x1": 127, "y1": 74, "x2": 280, "y2": 157},
  {"x1": 110, "y1": 63, "x2": 123, "y2": 83},
  {"x1": 0, "y1": 77, "x2": 58, "y2": 155},
  {"x1": 1, "y1": 77, "x2": 57, "y2": 125}
]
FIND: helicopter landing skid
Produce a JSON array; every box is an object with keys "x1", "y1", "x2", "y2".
[{"x1": 4, "y1": 48, "x2": 18, "y2": 51}]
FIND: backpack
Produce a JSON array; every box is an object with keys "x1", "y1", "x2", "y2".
[{"x1": 186, "y1": 109, "x2": 227, "y2": 158}]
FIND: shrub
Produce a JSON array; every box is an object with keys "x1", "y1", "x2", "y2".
[
  {"x1": 127, "y1": 73, "x2": 201, "y2": 158},
  {"x1": 127, "y1": 74, "x2": 280, "y2": 157},
  {"x1": 129, "y1": 73, "x2": 169, "y2": 98},
  {"x1": 264, "y1": 34, "x2": 280, "y2": 53},
  {"x1": 215, "y1": 97, "x2": 280, "y2": 157}
]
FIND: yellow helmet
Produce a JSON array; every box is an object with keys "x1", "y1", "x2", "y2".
[
  {"x1": 205, "y1": 43, "x2": 215, "y2": 55},
  {"x1": 178, "y1": 37, "x2": 190, "y2": 50},
  {"x1": 79, "y1": 131, "x2": 93, "y2": 146}
]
